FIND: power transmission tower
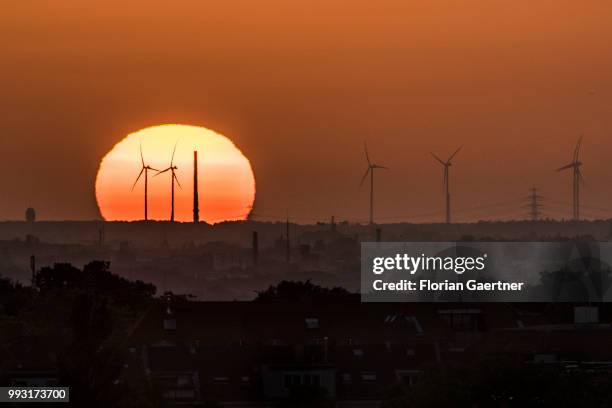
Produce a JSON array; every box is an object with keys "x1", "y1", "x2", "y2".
[{"x1": 525, "y1": 187, "x2": 543, "y2": 221}]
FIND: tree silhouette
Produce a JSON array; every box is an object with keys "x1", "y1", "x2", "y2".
[{"x1": 255, "y1": 280, "x2": 353, "y2": 302}]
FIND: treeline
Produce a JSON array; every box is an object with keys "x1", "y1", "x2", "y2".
[{"x1": 0, "y1": 261, "x2": 162, "y2": 407}]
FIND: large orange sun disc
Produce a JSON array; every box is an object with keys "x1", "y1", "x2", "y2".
[{"x1": 95, "y1": 124, "x2": 256, "y2": 223}]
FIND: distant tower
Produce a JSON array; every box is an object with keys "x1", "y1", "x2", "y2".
[
  {"x1": 30, "y1": 255, "x2": 36, "y2": 286},
  {"x1": 525, "y1": 187, "x2": 543, "y2": 221},
  {"x1": 252, "y1": 231, "x2": 259, "y2": 267},
  {"x1": 25, "y1": 207, "x2": 36, "y2": 223},
  {"x1": 193, "y1": 151, "x2": 200, "y2": 224},
  {"x1": 286, "y1": 215, "x2": 290, "y2": 263},
  {"x1": 99, "y1": 221, "x2": 105, "y2": 246}
]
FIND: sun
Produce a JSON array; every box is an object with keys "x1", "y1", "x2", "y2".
[{"x1": 95, "y1": 124, "x2": 256, "y2": 223}]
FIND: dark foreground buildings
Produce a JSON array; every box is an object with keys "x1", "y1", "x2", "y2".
[{"x1": 6, "y1": 299, "x2": 608, "y2": 407}]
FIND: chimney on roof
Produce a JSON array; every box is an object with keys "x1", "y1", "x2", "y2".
[
  {"x1": 193, "y1": 151, "x2": 200, "y2": 224},
  {"x1": 163, "y1": 295, "x2": 176, "y2": 330}
]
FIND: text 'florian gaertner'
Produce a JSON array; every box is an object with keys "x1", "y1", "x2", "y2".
[{"x1": 369, "y1": 253, "x2": 525, "y2": 293}]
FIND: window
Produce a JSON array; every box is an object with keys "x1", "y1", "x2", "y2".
[
  {"x1": 285, "y1": 373, "x2": 319, "y2": 388},
  {"x1": 163, "y1": 318, "x2": 176, "y2": 330},
  {"x1": 175, "y1": 390, "x2": 195, "y2": 399},
  {"x1": 303, "y1": 374, "x2": 320, "y2": 386},
  {"x1": 361, "y1": 372, "x2": 377, "y2": 382},
  {"x1": 439, "y1": 309, "x2": 482, "y2": 331},
  {"x1": 396, "y1": 370, "x2": 420, "y2": 387},
  {"x1": 284, "y1": 374, "x2": 302, "y2": 388},
  {"x1": 305, "y1": 318, "x2": 320, "y2": 329},
  {"x1": 212, "y1": 376, "x2": 229, "y2": 384},
  {"x1": 353, "y1": 348, "x2": 364, "y2": 357},
  {"x1": 341, "y1": 373, "x2": 352, "y2": 384},
  {"x1": 176, "y1": 376, "x2": 191, "y2": 387}
]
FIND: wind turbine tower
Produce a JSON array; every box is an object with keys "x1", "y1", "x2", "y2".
[
  {"x1": 131, "y1": 143, "x2": 159, "y2": 221},
  {"x1": 360, "y1": 142, "x2": 388, "y2": 225},
  {"x1": 156, "y1": 142, "x2": 182, "y2": 222},
  {"x1": 557, "y1": 137, "x2": 583, "y2": 221},
  {"x1": 431, "y1": 147, "x2": 462, "y2": 224},
  {"x1": 193, "y1": 151, "x2": 200, "y2": 224}
]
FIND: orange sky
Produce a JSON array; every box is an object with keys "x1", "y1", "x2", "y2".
[{"x1": 1, "y1": 1, "x2": 612, "y2": 222}]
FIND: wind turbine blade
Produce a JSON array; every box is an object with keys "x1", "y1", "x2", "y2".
[
  {"x1": 360, "y1": 167, "x2": 371, "y2": 186},
  {"x1": 364, "y1": 141, "x2": 371, "y2": 166},
  {"x1": 155, "y1": 168, "x2": 171, "y2": 176},
  {"x1": 170, "y1": 141, "x2": 179, "y2": 166},
  {"x1": 374, "y1": 164, "x2": 388, "y2": 169},
  {"x1": 131, "y1": 168, "x2": 145, "y2": 191},
  {"x1": 556, "y1": 163, "x2": 574, "y2": 171},
  {"x1": 574, "y1": 135, "x2": 583, "y2": 161},
  {"x1": 448, "y1": 146, "x2": 462, "y2": 162},
  {"x1": 173, "y1": 172, "x2": 182, "y2": 189},
  {"x1": 431, "y1": 152, "x2": 445, "y2": 165},
  {"x1": 140, "y1": 142, "x2": 145, "y2": 167},
  {"x1": 148, "y1": 166, "x2": 160, "y2": 172}
]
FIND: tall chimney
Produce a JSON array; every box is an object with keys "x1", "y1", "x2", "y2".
[
  {"x1": 252, "y1": 231, "x2": 259, "y2": 267},
  {"x1": 286, "y1": 217, "x2": 290, "y2": 263},
  {"x1": 99, "y1": 221, "x2": 105, "y2": 246},
  {"x1": 30, "y1": 255, "x2": 36, "y2": 286},
  {"x1": 193, "y1": 151, "x2": 200, "y2": 223},
  {"x1": 331, "y1": 215, "x2": 336, "y2": 233}
]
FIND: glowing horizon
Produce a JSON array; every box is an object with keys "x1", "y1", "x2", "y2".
[{"x1": 95, "y1": 124, "x2": 256, "y2": 223}]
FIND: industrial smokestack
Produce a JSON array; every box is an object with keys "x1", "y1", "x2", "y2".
[
  {"x1": 193, "y1": 151, "x2": 200, "y2": 224},
  {"x1": 286, "y1": 217, "x2": 290, "y2": 263},
  {"x1": 99, "y1": 221, "x2": 105, "y2": 246},
  {"x1": 252, "y1": 231, "x2": 259, "y2": 267},
  {"x1": 30, "y1": 255, "x2": 36, "y2": 286}
]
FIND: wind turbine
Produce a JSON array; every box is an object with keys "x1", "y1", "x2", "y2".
[
  {"x1": 155, "y1": 142, "x2": 182, "y2": 222},
  {"x1": 557, "y1": 136, "x2": 584, "y2": 220},
  {"x1": 360, "y1": 142, "x2": 388, "y2": 225},
  {"x1": 131, "y1": 143, "x2": 158, "y2": 221},
  {"x1": 431, "y1": 147, "x2": 462, "y2": 224}
]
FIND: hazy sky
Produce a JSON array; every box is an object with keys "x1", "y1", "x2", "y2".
[{"x1": 2, "y1": 1, "x2": 612, "y2": 222}]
